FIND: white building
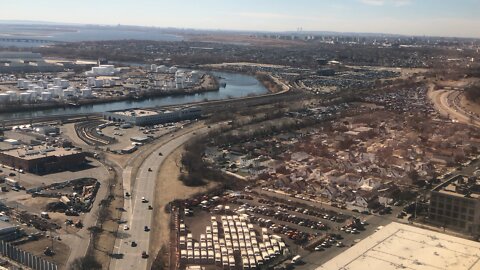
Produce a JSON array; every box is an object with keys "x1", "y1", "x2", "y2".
[{"x1": 85, "y1": 65, "x2": 117, "y2": 76}]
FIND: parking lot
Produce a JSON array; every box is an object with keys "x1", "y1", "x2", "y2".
[{"x1": 177, "y1": 187, "x2": 404, "y2": 269}]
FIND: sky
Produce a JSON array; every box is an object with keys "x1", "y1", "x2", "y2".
[{"x1": 1, "y1": 0, "x2": 480, "y2": 38}]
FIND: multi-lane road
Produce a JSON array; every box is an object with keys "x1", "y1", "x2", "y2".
[
  {"x1": 110, "y1": 125, "x2": 211, "y2": 270},
  {"x1": 430, "y1": 88, "x2": 480, "y2": 126}
]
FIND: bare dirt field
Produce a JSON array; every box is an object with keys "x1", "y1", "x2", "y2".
[
  {"x1": 149, "y1": 146, "x2": 217, "y2": 266},
  {"x1": 460, "y1": 94, "x2": 480, "y2": 115},
  {"x1": 18, "y1": 238, "x2": 71, "y2": 268}
]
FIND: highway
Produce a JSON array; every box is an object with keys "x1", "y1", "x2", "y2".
[
  {"x1": 109, "y1": 125, "x2": 210, "y2": 270},
  {"x1": 430, "y1": 88, "x2": 480, "y2": 126}
]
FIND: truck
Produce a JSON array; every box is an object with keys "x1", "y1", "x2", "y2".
[{"x1": 5, "y1": 178, "x2": 19, "y2": 188}]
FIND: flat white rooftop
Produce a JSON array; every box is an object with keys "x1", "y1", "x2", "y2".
[
  {"x1": 114, "y1": 109, "x2": 159, "y2": 116},
  {"x1": 317, "y1": 222, "x2": 480, "y2": 270}
]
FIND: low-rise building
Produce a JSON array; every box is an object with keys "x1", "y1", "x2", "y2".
[
  {"x1": 428, "y1": 175, "x2": 480, "y2": 235},
  {"x1": 103, "y1": 107, "x2": 202, "y2": 126},
  {"x1": 0, "y1": 146, "x2": 86, "y2": 174}
]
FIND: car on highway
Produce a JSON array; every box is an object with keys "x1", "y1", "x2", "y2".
[
  {"x1": 141, "y1": 251, "x2": 148, "y2": 258},
  {"x1": 123, "y1": 225, "x2": 129, "y2": 230},
  {"x1": 142, "y1": 197, "x2": 148, "y2": 203},
  {"x1": 125, "y1": 192, "x2": 130, "y2": 197},
  {"x1": 148, "y1": 168, "x2": 152, "y2": 172},
  {"x1": 158, "y1": 152, "x2": 163, "y2": 156},
  {"x1": 148, "y1": 205, "x2": 153, "y2": 210},
  {"x1": 131, "y1": 241, "x2": 137, "y2": 247},
  {"x1": 144, "y1": 226, "x2": 149, "y2": 231}
]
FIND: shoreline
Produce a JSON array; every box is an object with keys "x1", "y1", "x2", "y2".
[
  {"x1": 0, "y1": 68, "x2": 286, "y2": 115},
  {"x1": 0, "y1": 77, "x2": 220, "y2": 114}
]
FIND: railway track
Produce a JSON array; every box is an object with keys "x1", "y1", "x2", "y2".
[{"x1": 75, "y1": 120, "x2": 116, "y2": 146}]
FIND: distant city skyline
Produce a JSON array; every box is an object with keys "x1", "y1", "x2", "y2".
[{"x1": 1, "y1": 0, "x2": 480, "y2": 38}]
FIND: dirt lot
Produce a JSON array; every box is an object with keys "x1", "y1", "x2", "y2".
[
  {"x1": 460, "y1": 94, "x2": 480, "y2": 115},
  {"x1": 149, "y1": 146, "x2": 217, "y2": 267},
  {"x1": 18, "y1": 237, "x2": 70, "y2": 268}
]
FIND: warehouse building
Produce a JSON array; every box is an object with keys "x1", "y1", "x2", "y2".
[
  {"x1": 318, "y1": 222, "x2": 480, "y2": 270},
  {"x1": 0, "y1": 146, "x2": 86, "y2": 174},
  {"x1": 103, "y1": 106, "x2": 202, "y2": 126}
]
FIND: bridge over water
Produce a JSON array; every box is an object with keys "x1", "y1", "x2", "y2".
[{"x1": 0, "y1": 38, "x2": 65, "y2": 44}]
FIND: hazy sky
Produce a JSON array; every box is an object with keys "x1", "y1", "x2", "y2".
[{"x1": 1, "y1": 0, "x2": 480, "y2": 38}]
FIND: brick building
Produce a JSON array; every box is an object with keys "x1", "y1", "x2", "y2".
[{"x1": 0, "y1": 146, "x2": 86, "y2": 174}]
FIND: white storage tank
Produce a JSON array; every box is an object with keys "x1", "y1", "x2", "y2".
[
  {"x1": 53, "y1": 86, "x2": 63, "y2": 96},
  {"x1": 62, "y1": 89, "x2": 75, "y2": 98},
  {"x1": 190, "y1": 70, "x2": 201, "y2": 82},
  {"x1": 156, "y1": 65, "x2": 168, "y2": 73},
  {"x1": 26, "y1": 90, "x2": 37, "y2": 99},
  {"x1": 154, "y1": 80, "x2": 164, "y2": 87},
  {"x1": 81, "y1": 88, "x2": 92, "y2": 98},
  {"x1": 19, "y1": 92, "x2": 32, "y2": 102},
  {"x1": 60, "y1": 79, "x2": 69, "y2": 89},
  {"x1": 34, "y1": 86, "x2": 43, "y2": 94},
  {"x1": 94, "y1": 79, "x2": 104, "y2": 88},
  {"x1": 87, "y1": 77, "x2": 96, "y2": 87},
  {"x1": 169, "y1": 66, "x2": 178, "y2": 74},
  {"x1": 53, "y1": 78, "x2": 62, "y2": 86},
  {"x1": 6, "y1": 91, "x2": 17, "y2": 101},
  {"x1": 41, "y1": 91, "x2": 52, "y2": 101},
  {"x1": 17, "y1": 79, "x2": 26, "y2": 88},
  {"x1": 38, "y1": 80, "x2": 47, "y2": 88},
  {"x1": 0, "y1": 93, "x2": 10, "y2": 103}
]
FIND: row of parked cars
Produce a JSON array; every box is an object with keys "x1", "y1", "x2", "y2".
[
  {"x1": 244, "y1": 204, "x2": 329, "y2": 231},
  {"x1": 255, "y1": 198, "x2": 348, "y2": 223},
  {"x1": 314, "y1": 234, "x2": 344, "y2": 251}
]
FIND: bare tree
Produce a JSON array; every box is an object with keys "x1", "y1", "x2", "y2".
[{"x1": 69, "y1": 255, "x2": 102, "y2": 270}]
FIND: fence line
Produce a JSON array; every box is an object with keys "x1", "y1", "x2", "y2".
[{"x1": 0, "y1": 240, "x2": 58, "y2": 270}]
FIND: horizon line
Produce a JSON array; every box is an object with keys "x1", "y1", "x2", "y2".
[{"x1": 1, "y1": 19, "x2": 479, "y2": 40}]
